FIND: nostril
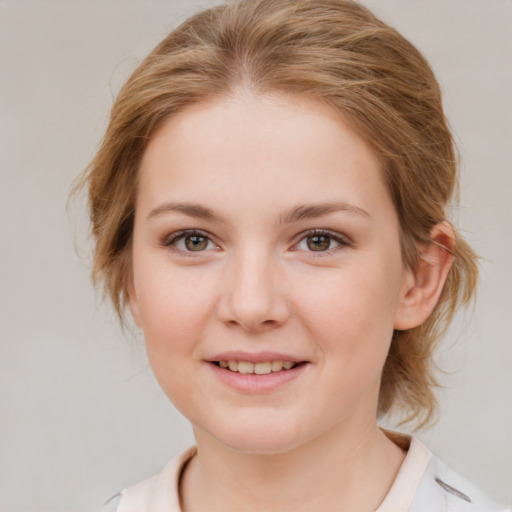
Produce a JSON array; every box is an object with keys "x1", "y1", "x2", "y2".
[
  {"x1": 215, "y1": 279, "x2": 290, "y2": 332},
  {"x1": 224, "y1": 318, "x2": 279, "y2": 332}
]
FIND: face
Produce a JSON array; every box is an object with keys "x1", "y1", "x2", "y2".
[{"x1": 129, "y1": 93, "x2": 414, "y2": 454}]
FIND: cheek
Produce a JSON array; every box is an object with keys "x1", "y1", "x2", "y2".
[
  {"x1": 134, "y1": 268, "x2": 219, "y2": 414},
  {"x1": 134, "y1": 264, "x2": 218, "y2": 361},
  {"x1": 295, "y1": 264, "x2": 402, "y2": 369}
]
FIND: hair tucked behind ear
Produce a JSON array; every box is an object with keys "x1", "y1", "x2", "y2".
[
  {"x1": 380, "y1": 233, "x2": 478, "y2": 427},
  {"x1": 76, "y1": 0, "x2": 478, "y2": 428}
]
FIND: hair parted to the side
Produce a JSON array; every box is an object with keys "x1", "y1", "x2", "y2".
[{"x1": 76, "y1": 0, "x2": 478, "y2": 428}]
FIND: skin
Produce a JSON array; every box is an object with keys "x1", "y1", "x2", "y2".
[{"x1": 129, "y1": 92, "x2": 454, "y2": 511}]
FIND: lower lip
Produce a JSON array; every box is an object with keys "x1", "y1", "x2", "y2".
[{"x1": 207, "y1": 362, "x2": 308, "y2": 393}]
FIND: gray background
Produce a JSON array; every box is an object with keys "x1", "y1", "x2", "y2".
[{"x1": 0, "y1": 1, "x2": 510, "y2": 510}]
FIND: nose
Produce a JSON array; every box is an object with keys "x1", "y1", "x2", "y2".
[{"x1": 216, "y1": 249, "x2": 290, "y2": 333}]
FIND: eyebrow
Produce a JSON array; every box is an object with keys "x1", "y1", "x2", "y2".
[
  {"x1": 280, "y1": 202, "x2": 371, "y2": 224},
  {"x1": 147, "y1": 200, "x2": 370, "y2": 223},
  {"x1": 148, "y1": 202, "x2": 226, "y2": 222}
]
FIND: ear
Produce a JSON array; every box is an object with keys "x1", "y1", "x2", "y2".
[
  {"x1": 394, "y1": 221, "x2": 455, "y2": 330},
  {"x1": 127, "y1": 274, "x2": 143, "y2": 328}
]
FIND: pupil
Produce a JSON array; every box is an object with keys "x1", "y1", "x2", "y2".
[
  {"x1": 185, "y1": 235, "x2": 208, "y2": 251},
  {"x1": 307, "y1": 235, "x2": 330, "y2": 251}
]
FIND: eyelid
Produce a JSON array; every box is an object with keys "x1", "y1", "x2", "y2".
[
  {"x1": 162, "y1": 229, "x2": 220, "y2": 256},
  {"x1": 161, "y1": 228, "x2": 352, "y2": 257},
  {"x1": 291, "y1": 228, "x2": 353, "y2": 254}
]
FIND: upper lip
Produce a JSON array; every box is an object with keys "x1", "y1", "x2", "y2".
[{"x1": 206, "y1": 351, "x2": 306, "y2": 364}]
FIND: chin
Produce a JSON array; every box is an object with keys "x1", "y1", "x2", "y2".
[
  {"x1": 197, "y1": 418, "x2": 305, "y2": 455},
  {"x1": 220, "y1": 432, "x2": 301, "y2": 455}
]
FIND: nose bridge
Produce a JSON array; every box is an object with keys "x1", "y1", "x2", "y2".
[{"x1": 219, "y1": 243, "x2": 289, "y2": 331}]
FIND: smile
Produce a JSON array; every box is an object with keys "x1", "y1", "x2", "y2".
[
  {"x1": 213, "y1": 360, "x2": 297, "y2": 374},
  {"x1": 207, "y1": 352, "x2": 309, "y2": 392}
]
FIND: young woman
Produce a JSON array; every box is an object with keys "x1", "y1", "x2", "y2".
[{"x1": 79, "y1": 0, "x2": 506, "y2": 510}]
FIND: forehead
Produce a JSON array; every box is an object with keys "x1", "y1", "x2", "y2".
[{"x1": 137, "y1": 92, "x2": 392, "y2": 220}]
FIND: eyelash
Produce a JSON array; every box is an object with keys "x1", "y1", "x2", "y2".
[
  {"x1": 162, "y1": 228, "x2": 353, "y2": 257},
  {"x1": 162, "y1": 229, "x2": 218, "y2": 257},
  {"x1": 292, "y1": 229, "x2": 353, "y2": 256}
]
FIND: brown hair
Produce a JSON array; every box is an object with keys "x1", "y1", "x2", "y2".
[{"x1": 78, "y1": 0, "x2": 478, "y2": 427}]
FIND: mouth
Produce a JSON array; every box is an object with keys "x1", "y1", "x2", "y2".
[
  {"x1": 207, "y1": 354, "x2": 309, "y2": 392},
  {"x1": 212, "y1": 360, "x2": 303, "y2": 375}
]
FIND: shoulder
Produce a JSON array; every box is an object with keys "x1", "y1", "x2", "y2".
[
  {"x1": 380, "y1": 433, "x2": 509, "y2": 512},
  {"x1": 100, "y1": 446, "x2": 197, "y2": 512},
  {"x1": 410, "y1": 447, "x2": 509, "y2": 512}
]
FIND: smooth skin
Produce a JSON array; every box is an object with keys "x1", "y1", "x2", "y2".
[{"x1": 129, "y1": 92, "x2": 454, "y2": 512}]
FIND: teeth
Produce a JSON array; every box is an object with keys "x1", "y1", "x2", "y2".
[
  {"x1": 238, "y1": 361, "x2": 254, "y2": 374},
  {"x1": 254, "y1": 362, "x2": 272, "y2": 375},
  {"x1": 218, "y1": 360, "x2": 297, "y2": 374},
  {"x1": 271, "y1": 360, "x2": 283, "y2": 371}
]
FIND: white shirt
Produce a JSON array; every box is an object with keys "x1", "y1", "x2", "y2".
[{"x1": 104, "y1": 437, "x2": 508, "y2": 512}]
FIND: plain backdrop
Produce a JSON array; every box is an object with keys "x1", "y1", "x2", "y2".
[{"x1": 0, "y1": 1, "x2": 511, "y2": 510}]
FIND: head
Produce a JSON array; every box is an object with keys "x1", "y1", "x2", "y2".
[{"x1": 80, "y1": 0, "x2": 477, "y2": 429}]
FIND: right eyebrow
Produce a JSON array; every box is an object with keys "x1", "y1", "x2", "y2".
[{"x1": 147, "y1": 201, "x2": 226, "y2": 223}]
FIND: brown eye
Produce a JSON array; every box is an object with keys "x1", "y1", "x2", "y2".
[
  {"x1": 164, "y1": 230, "x2": 217, "y2": 254},
  {"x1": 306, "y1": 234, "x2": 332, "y2": 251},
  {"x1": 293, "y1": 229, "x2": 351, "y2": 255},
  {"x1": 184, "y1": 235, "x2": 209, "y2": 251}
]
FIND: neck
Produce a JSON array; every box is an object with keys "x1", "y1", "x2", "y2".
[{"x1": 180, "y1": 421, "x2": 406, "y2": 512}]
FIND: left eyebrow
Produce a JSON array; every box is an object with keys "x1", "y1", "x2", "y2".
[{"x1": 280, "y1": 202, "x2": 371, "y2": 224}]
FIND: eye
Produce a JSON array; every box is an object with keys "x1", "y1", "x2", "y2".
[
  {"x1": 293, "y1": 229, "x2": 352, "y2": 253},
  {"x1": 163, "y1": 230, "x2": 218, "y2": 254}
]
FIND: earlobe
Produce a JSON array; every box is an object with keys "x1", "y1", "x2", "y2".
[
  {"x1": 127, "y1": 279, "x2": 142, "y2": 328},
  {"x1": 394, "y1": 221, "x2": 455, "y2": 330},
  {"x1": 121, "y1": 249, "x2": 142, "y2": 327}
]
